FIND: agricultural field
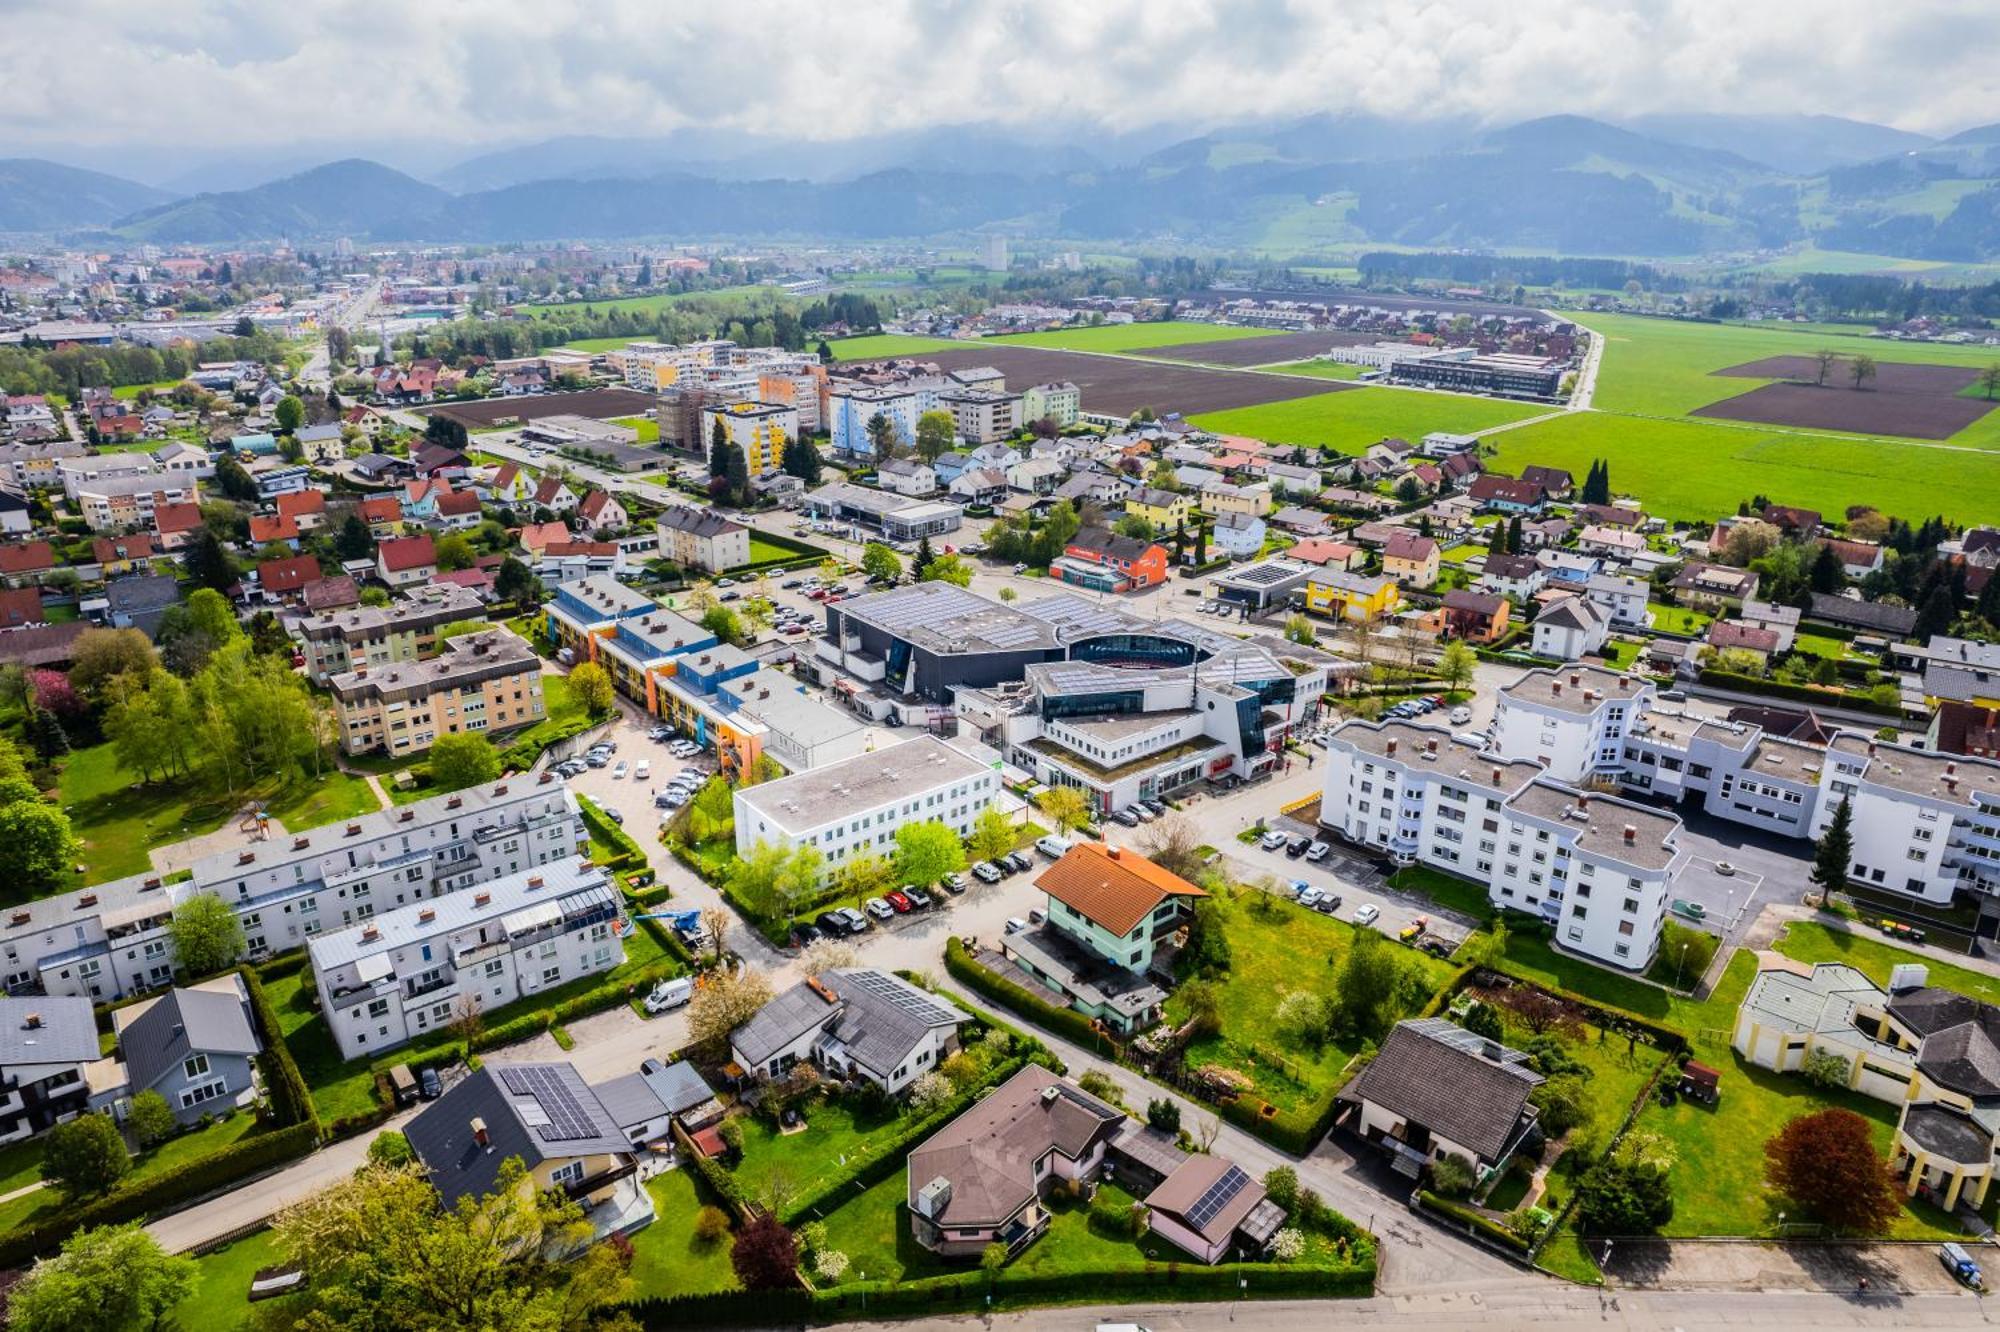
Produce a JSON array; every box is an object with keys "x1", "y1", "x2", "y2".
[
  {"x1": 847, "y1": 345, "x2": 1330, "y2": 418},
  {"x1": 1692, "y1": 356, "x2": 1996, "y2": 440},
  {"x1": 989, "y1": 320, "x2": 1282, "y2": 354},
  {"x1": 824, "y1": 333, "x2": 967, "y2": 360},
  {"x1": 427, "y1": 388, "x2": 657, "y2": 427},
  {"x1": 1483, "y1": 410, "x2": 2000, "y2": 526},
  {"x1": 1191, "y1": 387, "x2": 1549, "y2": 454}
]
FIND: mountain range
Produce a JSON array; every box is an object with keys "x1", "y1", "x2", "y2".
[{"x1": 11, "y1": 113, "x2": 2000, "y2": 261}]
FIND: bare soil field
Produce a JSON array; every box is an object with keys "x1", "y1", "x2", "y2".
[
  {"x1": 848, "y1": 345, "x2": 1337, "y2": 416},
  {"x1": 1143, "y1": 329, "x2": 1379, "y2": 366},
  {"x1": 1694, "y1": 356, "x2": 1995, "y2": 439},
  {"x1": 425, "y1": 388, "x2": 658, "y2": 427}
]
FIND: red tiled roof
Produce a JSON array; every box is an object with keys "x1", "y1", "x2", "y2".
[
  {"x1": 0, "y1": 587, "x2": 44, "y2": 629},
  {"x1": 378, "y1": 534, "x2": 436, "y2": 572},
  {"x1": 301, "y1": 575, "x2": 360, "y2": 610},
  {"x1": 249, "y1": 513, "x2": 300, "y2": 544},
  {"x1": 517, "y1": 521, "x2": 571, "y2": 552},
  {"x1": 435, "y1": 489, "x2": 481, "y2": 517},
  {"x1": 91, "y1": 535, "x2": 157, "y2": 563},
  {"x1": 258, "y1": 554, "x2": 324, "y2": 594},
  {"x1": 1033, "y1": 843, "x2": 1205, "y2": 937},
  {"x1": 0, "y1": 541, "x2": 55, "y2": 574},
  {"x1": 360, "y1": 495, "x2": 402, "y2": 522},
  {"x1": 274, "y1": 490, "x2": 326, "y2": 521},
  {"x1": 152, "y1": 502, "x2": 203, "y2": 535}
]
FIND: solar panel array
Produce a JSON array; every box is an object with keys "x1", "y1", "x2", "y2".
[
  {"x1": 1185, "y1": 1164, "x2": 1251, "y2": 1230},
  {"x1": 853, "y1": 583, "x2": 1053, "y2": 650},
  {"x1": 500, "y1": 1065, "x2": 598, "y2": 1142},
  {"x1": 839, "y1": 968, "x2": 962, "y2": 1026}
]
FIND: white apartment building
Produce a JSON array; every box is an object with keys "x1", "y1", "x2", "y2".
[
  {"x1": 1020, "y1": 382, "x2": 1080, "y2": 429},
  {"x1": 1811, "y1": 735, "x2": 2000, "y2": 906},
  {"x1": 830, "y1": 386, "x2": 922, "y2": 460},
  {"x1": 1489, "y1": 665, "x2": 1655, "y2": 785},
  {"x1": 1531, "y1": 597, "x2": 1610, "y2": 662},
  {"x1": 309, "y1": 859, "x2": 624, "y2": 1059},
  {"x1": 1, "y1": 776, "x2": 586, "y2": 1004},
  {"x1": 1320, "y1": 720, "x2": 1684, "y2": 971},
  {"x1": 731, "y1": 735, "x2": 1000, "y2": 863},
  {"x1": 1584, "y1": 573, "x2": 1649, "y2": 627}
]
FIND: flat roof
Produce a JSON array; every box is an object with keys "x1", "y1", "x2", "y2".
[
  {"x1": 1328, "y1": 719, "x2": 1544, "y2": 794},
  {"x1": 735, "y1": 735, "x2": 992, "y2": 832},
  {"x1": 836, "y1": 582, "x2": 1062, "y2": 656},
  {"x1": 1501, "y1": 664, "x2": 1649, "y2": 716},
  {"x1": 1830, "y1": 732, "x2": 2000, "y2": 809},
  {"x1": 1502, "y1": 781, "x2": 1680, "y2": 871}
]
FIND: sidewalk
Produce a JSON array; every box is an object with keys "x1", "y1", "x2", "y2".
[{"x1": 1602, "y1": 1236, "x2": 1967, "y2": 1296}]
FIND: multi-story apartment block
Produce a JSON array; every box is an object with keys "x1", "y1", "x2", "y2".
[
  {"x1": 295, "y1": 583, "x2": 488, "y2": 685},
  {"x1": 1320, "y1": 720, "x2": 1684, "y2": 970},
  {"x1": 73, "y1": 478, "x2": 191, "y2": 533},
  {"x1": 0, "y1": 777, "x2": 585, "y2": 1004},
  {"x1": 656, "y1": 506, "x2": 751, "y2": 573},
  {"x1": 330, "y1": 629, "x2": 545, "y2": 757},
  {"x1": 701, "y1": 401, "x2": 796, "y2": 476},
  {"x1": 1489, "y1": 665, "x2": 1655, "y2": 785},
  {"x1": 731, "y1": 735, "x2": 999, "y2": 862},
  {"x1": 1020, "y1": 381, "x2": 1080, "y2": 429},
  {"x1": 940, "y1": 389, "x2": 1022, "y2": 445},
  {"x1": 0, "y1": 997, "x2": 99, "y2": 1143},
  {"x1": 1811, "y1": 735, "x2": 2000, "y2": 906},
  {"x1": 309, "y1": 858, "x2": 624, "y2": 1059},
  {"x1": 829, "y1": 386, "x2": 920, "y2": 460}
]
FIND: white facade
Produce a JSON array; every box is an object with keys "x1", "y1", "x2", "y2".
[
  {"x1": 830, "y1": 387, "x2": 921, "y2": 459},
  {"x1": 1811, "y1": 735, "x2": 2000, "y2": 905},
  {"x1": 731, "y1": 735, "x2": 1000, "y2": 862},
  {"x1": 1489, "y1": 665, "x2": 1655, "y2": 785},
  {"x1": 1020, "y1": 382, "x2": 1080, "y2": 428},
  {"x1": 309, "y1": 859, "x2": 624, "y2": 1060},
  {"x1": 1530, "y1": 597, "x2": 1609, "y2": 662},
  {"x1": 1583, "y1": 573, "x2": 1649, "y2": 627}
]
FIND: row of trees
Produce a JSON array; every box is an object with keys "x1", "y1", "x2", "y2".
[{"x1": 726, "y1": 809, "x2": 1017, "y2": 922}]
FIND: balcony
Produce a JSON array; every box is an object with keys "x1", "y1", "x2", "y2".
[{"x1": 404, "y1": 972, "x2": 456, "y2": 1001}]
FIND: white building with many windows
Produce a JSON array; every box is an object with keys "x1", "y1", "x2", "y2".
[
  {"x1": 1320, "y1": 719, "x2": 1685, "y2": 971},
  {"x1": 1811, "y1": 735, "x2": 2000, "y2": 906},
  {"x1": 1489, "y1": 665, "x2": 1655, "y2": 785},
  {"x1": 308, "y1": 858, "x2": 624, "y2": 1060},
  {"x1": 730, "y1": 735, "x2": 1000, "y2": 863}
]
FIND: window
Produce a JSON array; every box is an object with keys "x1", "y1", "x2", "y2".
[
  {"x1": 549, "y1": 1160, "x2": 585, "y2": 1188},
  {"x1": 183, "y1": 1053, "x2": 210, "y2": 1080}
]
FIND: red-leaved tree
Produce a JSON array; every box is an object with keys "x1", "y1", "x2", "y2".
[
  {"x1": 1764, "y1": 1106, "x2": 1900, "y2": 1235},
  {"x1": 29, "y1": 670, "x2": 81, "y2": 717},
  {"x1": 730, "y1": 1212, "x2": 800, "y2": 1290}
]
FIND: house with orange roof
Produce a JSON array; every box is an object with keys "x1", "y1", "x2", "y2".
[
  {"x1": 274, "y1": 489, "x2": 327, "y2": 532},
  {"x1": 248, "y1": 512, "x2": 301, "y2": 549},
  {"x1": 358, "y1": 494, "x2": 404, "y2": 537},
  {"x1": 151, "y1": 500, "x2": 204, "y2": 551},
  {"x1": 517, "y1": 520, "x2": 573, "y2": 555},
  {"x1": 92, "y1": 534, "x2": 158, "y2": 573},
  {"x1": 1002, "y1": 843, "x2": 1207, "y2": 1035},
  {"x1": 0, "y1": 540, "x2": 56, "y2": 587}
]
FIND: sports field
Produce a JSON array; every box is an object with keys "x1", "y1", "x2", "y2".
[
  {"x1": 1190, "y1": 387, "x2": 1550, "y2": 454},
  {"x1": 988, "y1": 320, "x2": 1283, "y2": 353},
  {"x1": 1484, "y1": 411, "x2": 2000, "y2": 527}
]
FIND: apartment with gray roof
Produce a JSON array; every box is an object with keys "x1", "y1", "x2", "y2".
[
  {"x1": 0, "y1": 996, "x2": 99, "y2": 1143},
  {"x1": 110, "y1": 974, "x2": 262, "y2": 1122}
]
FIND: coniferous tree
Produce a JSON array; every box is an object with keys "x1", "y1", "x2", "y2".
[
  {"x1": 914, "y1": 535, "x2": 935, "y2": 577},
  {"x1": 1914, "y1": 584, "x2": 1956, "y2": 641},
  {"x1": 724, "y1": 443, "x2": 750, "y2": 506},
  {"x1": 708, "y1": 418, "x2": 731, "y2": 480},
  {"x1": 1810, "y1": 796, "x2": 1853, "y2": 904},
  {"x1": 1506, "y1": 516, "x2": 1524, "y2": 555},
  {"x1": 1487, "y1": 519, "x2": 1508, "y2": 556}
]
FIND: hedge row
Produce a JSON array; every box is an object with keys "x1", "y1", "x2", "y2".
[
  {"x1": 241, "y1": 965, "x2": 321, "y2": 1137},
  {"x1": 944, "y1": 936, "x2": 1124, "y2": 1058},
  {"x1": 782, "y1": 1056, "x2": 1030, "y2": 1226},
  {"x1": 1695, "y1": 667, "x2": 1898, "y2": 716},
  {"x1": 1417, "y1": 1190, "x2": 1531, "y2": 1253},
  {"x1": 577, "y1": 794, "x2": 648, "y2": 871},
  {"x1": 0, "y1": 1122, "x2": 318, "y2": 1268},
  {"x1": 620, "y1": 1253, "x2": 1375, "y2": 1327}
]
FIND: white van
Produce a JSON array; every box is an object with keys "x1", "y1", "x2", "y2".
[
  {"x1": 643, "y1": 977, "x2": 694, "y2": 1014},
  {"x1": 1034, "y1": 833, "x2": 1074, "y2": 859}
]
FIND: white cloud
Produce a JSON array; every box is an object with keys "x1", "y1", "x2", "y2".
[{"x1": 0, "y1": 0, "x2": 1990, "y2": 159}]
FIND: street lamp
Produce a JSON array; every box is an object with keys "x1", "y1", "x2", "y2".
[{"x1": 1674, "y1": 941, "x2": 1689, "y2": 991}]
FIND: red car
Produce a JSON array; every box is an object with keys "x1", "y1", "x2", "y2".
[{"x1": 884, "y1": 891, "x2": 912, "y2": 913}]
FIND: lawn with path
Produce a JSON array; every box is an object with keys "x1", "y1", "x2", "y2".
[
  {"x1": 726, "y1": 1093, "x2": 907, "y2": 1212},
  {"x1": 1191, "y1": 387, "x2": 1547, "y2": 455}
]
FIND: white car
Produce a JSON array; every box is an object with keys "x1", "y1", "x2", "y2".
[
  {"x1": 1296, "y1": 886, "x2": 1326, "y2": 910},
  {"x1": 611, "y1": 761, "x2": 628, "y2": 779},
  {"x1": 1449, "y1": 706, "x2": 1473, "y2": 726},
  {"x1": 1258, "y1": 829, "x2": 1289, "y2": 851},
  {"x1": 1353, "y1": 904, "x2": 1381, "y2": 927},
  {"x1": 634, "y1": 759, "x2": 650, "y2": 780}
]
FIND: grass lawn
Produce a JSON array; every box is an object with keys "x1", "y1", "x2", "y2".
[
  {"x1": 111, "y1": 380, "x2": 183, "y2": 400},
  {"x1": 0, "y1": 1110, "x2": 264, "y2": 1236},
  {"x1": 55, "y1": 743, "x2": 377, "y2": 888},
  {"x1": 559, "y1": 336, "x2": 636, "y2": 353},
  {"x1": 1490, "y1": 921, "x2": 1757, "y2": 1035},
  {"x1": 1646, "y1": 601, "x2": 1712, "y2": 634},
  {"x1": 1191, "y1": 388, "x2": 1547, "y2": 456},
  {"x1": 992, "y1": 320, "x2": 1281, "y2": 354},
  {"x1": 1774, "y1": 919, "x2": 2000, "y2": 1008},
  {"x1": 1389, "y1": 865, "x2": 1495, "y2": 922},
  {"x1": 611, "y1": 415, "x2": 659, "y2": 443},
  {"x1": 171, "y1": 1229, "x2": 284, "y2": 1330},
  {"x1": 1261, "y1": 359, "x2": 1367, "y2": 380},
  {"x1": 627, "y1": 1167, "x2": 739, "y2": 1298},
  {"x1": 826, "y1": 333, "x2": 968, "y2": 361},
  {"x1": 1537, "y1": 1229, "x2": 1604, "y2": 1285},
  {"x1": 746, "y1": 537, "x2": 803, "y2": 564},
  {"x1": 1791, "y1": 631, "x2": 1858, "y2": 661},
  {"x1": 1599, "y1": 639, "x2": 1644, "y2": 670},
  {"x1": 261, "y1": 967, "x2": 381, "y2": 1124},
  {"x1": 1484, "y1": 406, "x2": 2000, "y2": 527},
  {"x1": 729, "y1": 1094, "x2": 907, "y2": 1214},
  {"x1": 1162, "y1": 889, "x2": 1457, "y2": 1114},
  {"x1": 129, "y1": 1110, "x2": 264, "y2": 1186},
  {"x1": 1438, "y1": 543, "x2": 1483, "y2": 567}
]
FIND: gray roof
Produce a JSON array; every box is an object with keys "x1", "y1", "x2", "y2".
[
  {"x1": 817, "y1": 968, "x2": 966, "y2": 1080},
  {"x1": 0, "y1": 996, "x2": 99, "y2": 1069},
  {"x1": 734, "y1": 735, "x2": 991, "y2": 835},
  {"x1": 589, "y1": 1072, "x2": 668, "y2": 1131},
  {"x1": 733, "y1": 981, "x2": 840, "y2": 1068},
  {"x1": 657, "y1": 506, "x2": 746, "y2": 540},
  {"x1": 1903, "y1": 1104, "x2": 1993, "y2": 1164},
  {"x1": 907, "y1": 1064, "x2": 1124, "y2": 1229},
  {"x1": 407, "y1": 1062, "x2": 630, "y2": 1208},
  {"x1": 118, "y1": 982, "x2": 259, "y2": 1092},
  {"x1": 1342, "y1": 1018, "x2": 1543, "y2": 1161},
  {"x1": 639, "y1": 1058, "x2": 717, "y2": 1115}
]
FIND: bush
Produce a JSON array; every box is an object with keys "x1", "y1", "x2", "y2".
[
  {"x1": 1419, "y1": 1190, "x2": 1530, "y2": 1253},
  {"x1": 41, "y1": 1115, "x2": 129, "y2": 1201},
  {"x1": 367, "y1": 1131, "x2": 414, "y2": 1166},
  {"x1": 694, "y1": 1205, "x2": 732, "y2": 1245},
  {"x1": 127, "y1": 1091, "x2": 175, "y2": 1148},
  {"x1": 242, "y1": 966, "x2": 318, "y2": 1136},
  {"x1": 945, "y1": 937, "x2": 1121, "y2": 1056},
  {"x1": 1429, "y1": 1154, "x2": 1476, "y2": 1200},
  {"x1": 1270, "y1": 1228, "x2": 1306, "y2": 1262},
  {"x1": 1800, "y1": 1047, "x2": 1851, "y2": 1091},
  {"x1": 1263, "y1": 1166, "x2": 1299, "y2": 1212},
  {"x1": 1088, "y1": 1189, "x2": 1143, "y2": 1240},
  {"x1": 1078, "y1": 1070, "x2": 1123, "y2": 1106},
  {"x1": 1146, "y1": 1097, "x2": 1181, "y2": 1133}
]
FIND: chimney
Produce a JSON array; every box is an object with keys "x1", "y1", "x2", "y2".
[
  {"x1": 419, "y1": 908, "x2": 436, "y2": 923},
  {"x1": 361, "y1": 925, "x2": 381, "y2": 942},
  {"x1": 23, "y1": 1013, "x2": 40, "y2": 1030},
  {"x1": 237, "y1": 851, "x2": 256, "y2": 865},
  {"x1": 447, "y1": 796, "x2": 463, "y2": 809},
  {"x1": 1107, "y1": 847, "x2": 1122, "y2": 860},
  {"x1": 293, "y1": 836, "x2": 310, "y2": 850},
  {"x1": 1491, "y1": 766, "x2": 1502, "y2": 785},
  {"x1": 1577, "y1": 793, "x2": 1590, "y2": 812},
  {"x1": 471, "y1": 1117, "x2": 490, "y2": 1149},
  {"x1": 1386, "y1": 738, "x2": 1398, "y2": 757},
  {"x1": 1551, "y1": 680, "x2": 1562, "y2": 697},
  {"x1": 1622, "y1": 824, "x2": 1637, "y2": 844},
  {"x1": 494, "y1": 784, "x2": 507, "y2": 796},
  {"x1": 79, "y1": 894, "x2": 97, "y2": 908},
  {"x1": 143, "y1": 877, "x2": 161, "y2": 890},
  {"x1": 346, "y1": 822, "x2": 364, "y2": 837},
  {"x1": 399, "y1": 810, "x2": 414, "y2": 822},
  {"x1": 1425, "y1": 738, "x2": 1438, "y2": 754},
  {"x1": 473, "y1": 891, "x2": 491, "y2": 907},
  {"x1": 1946, "y1": 761, "x2": 1958, "y2": 776},
  {"x1": 527, "y1": 875, "x2": 544, "y2": 889}
]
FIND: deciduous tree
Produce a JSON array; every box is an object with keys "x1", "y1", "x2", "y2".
[
  {"x1": 730, "y1": 1213, "x2": 800, "y2": 1291},
  {"x1": 894, "y1": 819, "x2": 967, "y2": 887},
  {"x1": 169, "y1": 892, "x2": 246, "y2": 977},
  {"x1": 1765, "y1": 1107, "x2": 1899, "y2": 1235},
  {"x1": 429, "y1": 732, "x2": 500, "y2": 792},
  {"x1": 40, "y1": 1115, "x2": 130, "y2": 1201},
  {"x1": 0, "y1": 798, "x2": 78, "y2": 896},
  {"x1": 861, "y1": 542, "x2": 902, "y2": 583},
  {"x1": 5, "y1": 1222, "x2": 196, "y2": 1332},
  {"x1": 567, "y1": 660, "x2": 614, "y2": 715},
  {"x1": 689, "y1": 966, "x2": 775, "y2": 1048},
  {"x1": 1035, "y1": 786, "x2": 1090, "y2": 835},
  {"x1": 914, "y1": 409, "x2": 955, "y2": 462}
]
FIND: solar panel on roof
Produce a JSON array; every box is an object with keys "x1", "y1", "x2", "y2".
[
  {"x1": 1185, "y1": 1164, "x2": 1251, "y2": 1230},
  {"x1": 500, "y1": 1065, "x2": 598, "y2": 1143}
]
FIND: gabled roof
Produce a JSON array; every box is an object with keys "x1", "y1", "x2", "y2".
[
  {"x1": 577, "y1": 491, "x2": 618, "y2": 521},
  {"x1": 359, "y1": 495, "x2": 403, "y2": 522},
  {"x1": 92, "y1": 534, "x2": 157, "y2": 564},
  {"x1": 274, "y1": 491, "x2": 326, "y2": 521},
  {"x1": 248, "y1": 513, "x2": 299, "y2": 544},
  {"x1": 435, "y1": 489, "x2": 481, "y2": 517},
  {"x1": 0, "y1": 541, "x2": 54, "y2": 574},
  {"x1": 1383, "y1": 530, "x2": 1438, "y2": 562},
  {"x1": 0, "y1": 587, "x2": 42, "y2": 629},
  {"x1": 378, "y1": 534, "x2": 437, "y2": 571},
  {"x1": 907, "y1": 1064, "x2": 1124, "y2": 1230},
  {"x1": 1034, "y1": 843, "x2": 1205, "y2": 937},
  {"x1": 407, "y1": 1062, "x2": 631, "y2": 1209},
  {"x1": 116, "y1": 979, "x2": 259, "y2": 1092},
  {"x1": 0, "y1": 996, "x2": 99, "y2": 1069},
  {"x1": 1342, "y1": 1018, "x2": 1543, "y2": 1161},
  {"x1": 259, "y1": 554, "x2": 324, "y2": 594},
  {"x1": 1067, "y1": 526, "x2": 1158, "y2": 563},
  {"x1": 152, "y1": 501, "x2": 203, "y2": 535}
]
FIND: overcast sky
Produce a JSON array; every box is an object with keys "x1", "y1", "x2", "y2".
[{"x1": 5, "y1": 0, "x2": 1994, "y2": 166}]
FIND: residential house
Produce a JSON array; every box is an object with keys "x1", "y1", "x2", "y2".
[
  {"x1": 353, "y1": 452, "x2": 413, "y2": 484},
  {"x1": 256, "y1": 554, "x2": 325, "y2": 602},
  {"x1": 729, "y1": 968, "x2": 967, "y2": 1095},
  {"x1": 1053, "y1": 528, "x2": 1168, "y2": 594},
  {"x1": 576, "y1": 491, "x2": 627, "y2": 533},
  {"x1": 1577, "y1": 524, "x2": 1645, "y2": 562},
  {"x1": 1707, "y1": 620, "x2": 1781, "y2": 668},
  {"x1": 1576, "y1": 504, "x2": 1645, "y2": 531},
  {"x1": 1671, "y1": 561, "x2": 1760, "y2": 611},
  {"x1": 1441, "y1": 589, "x2": 1510, "y2": 644},
  {"x1": 1530, "y1": 595, "x2": 1609, "y2": 661},
  {"x1": 1478, "y1": 552, "x2": 1545, "y2": 602},
  {"x1": 1824, "y1": 538, "x2": 1886, "y2": 579},
  {"x1": 1305, "y1": 570, "x2": 1401, "y2": 622},
  {"x1": 948, "y1": 467, "x2": 1009, "y2": 507},
  {"x1": 0, "y1": 490, "x2": 28, "y2": 539},
  {"x1": 1519, "y1": 516, "x2": 1571, "y2": 550},
  {"x1": 377, "y1": 534, "x2": 439, "y2": 588},
  {"x1": 412, "y1": 443, "x2": 469, "y2": 477},
  {"x1": 1808, "y1": 592, "x2": 1916, "y2": 637},
  {"x1": 151, "y1": 501, "x2": 203, "y2": 551},
  {"x1": 1467, "y1": 474, "x2": 1546, "y2": 514},
  {"x1": 0, "y1": 541, "x2": 56, "y2": 587},
  {"x1": 876, "y1": 458, "x2": 936, "y2": 498},
  {"x1": 109, "y1": 975, "x2": 262, "y2": 1124},
  {"x1": 1125, "y1": 487, "x2": 1193, "y2": 531},
  {"x1": 302, "y1": 575, "x2": 361, "y2": 613},
  {"x1": 1381, "y1": 530, "x2": 1440, "y2": 589},
  {"x1": 1340, "y1": 1018, "x2": 1544, "y2": 1183},
  {"x1": 1928, "y1": 701, "x2": 2000, "y2": 759},
  {"x1": 432, "y1": 489, "x2": 483, "y2": 532},
  {"x1": 1739, "y1": 600, "x2": 1803, "y2": 653},
  {"x1": 405, "y1": 1061, "x2": 654, "y2": 1240},
  {"x1": 275, "y1": 489, "x2": 328, "y2": 532},
  {"x1": 1199, "y1": 480, "x2": 1273, "y2": 519},
  {"x1": 294, "y1": 423, "x2": 343, "y2": 464},
  {"x1": 1584, "y1": 572, "x2": 1649, "y2": 628},
  {"x1": 485, "y1": 464, "x2": 536, "y2": 507},
  {"x1": 656, "y1": 507, "x2": 750, "y2": 574},
  {"x1": 1439, "y1": 452, "x2": 1482, "y2": 489},
  {"x1": 0, "y1": 998, "x2": 99, "y2": 1143},
  {"x1": 532, "y1": 477, "x2": 578, "y2": 514},
  {"x1": 0, "y1": 588, "x2": 42, "y2": 630},
  {"x1": 518, "y1": 521, "x2": 574, "y2": 557},
  {"x1": 153, "y1": 440, "x2": 213, "y2": 480},
  {"x1": 248, "y1": 513, "x2": 300, "y2": 549},
  {"x1": 1285, "y1": 538, "x2": 1365, "y2": 571},
  {"x1": 1209, "y1": 510, "x2": 1266, "y2": 560},
  {"x1": 1269, "y1": 505, "x2": 1332, "y2": 537},
  {"x1": 1762, "y1": 504, "x2": 1822, "y2": 538},
  {"x1": 359, "y1": 494, "x2": 404, "y2": 537},
  {"x1": 103, "y1": 574, "x2": 179, "y2": 637},
  {"x1": 91, "y1": 534, "x2": 157, "y2": 574},
  {"x1": 1263, "y1": 462, "x2": 1323, "y2": 498},
  {"x1": 1519, "y1": 465, "x2": 1572, "y2": 499}
]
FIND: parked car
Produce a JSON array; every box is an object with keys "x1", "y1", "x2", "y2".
[
  {"x1": 1285, "y1": 834, "x2": 1312, "y2": 858},
  {"x1": 634, "y1": 759, "x2": 650, "y2": 780},
  {"x1": 816, "y1": 911, "x2": 849, "y2": 936},
  {"x1": 1005, "y1": 917, "x2": 1029, "y2": 934},
  {"x1": 611, "y1": 761, "x2": 628, "y2": 779},
  {"x1": 419, "y1": 1067, "x2": 443, "y2": 1100},
  {"x1": 1004, "y1": 851, "x2": 1033, "y2": 874},
  {"x1": 905, "y1": 888, "x2": 933, "y2": 909},
  {"x1": 865, "y1": 897, "x2": 895, "y2": 920},
  {"x1": 643, "y1": 977, "x2": 694, "y2": 1014},
  {"x1": 585, "y1": 753, "x2": 610, "y2": 768},
  {"x1": 794, "y1": 922, "x2": 825, "y2": 945},
  {"x1": 603, "y1": 807, "x2": 624, "y2": 825},
  {"x1": 885, "y1": 891, "x2": 912, "y2": 913},
  {"x1": 1353, "y1": 904, "x2": 1381, "y2": 927},
  {"x1": 1035, "y1": 833, "x2": 1073, "y2": 859},
  {"x1": 1941, "y1": 1242, "x2": 1984, "y2": 1289},
  {"x1": 837, "y1": 907, "x2": 870, "y2": 933},
  {"x1": 1110, "y1": 807, "x2": 1141, "y2": 827},
  {"x1": 940, "y1": 873, "x2": 967, "y2": 894},
  {"x1": 1313, "y1": 891, "x2": 1342, "y2": 915},
  {"x1": 1140, "y1": 799, "x2": 1167, "y2": 818},
  {"x1": 1449, "y1": 706, "x2": 1473, "y2": 725},
  {"x1": 1259, "y1": 829, "x2": 1289, "y2": 851},
  {"x1": 1297, "y1": 885, "x2": 1326, "y2": 910},
  {"x1": 1305, "y1": 841, "x2": 1332, "y2": 863},
  {"x1": 970, "y1": 861, "x2": 1003, "y2": 884}
]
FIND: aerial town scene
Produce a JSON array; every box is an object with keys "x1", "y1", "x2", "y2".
[{"x1": 0, "y1": 4, "x2": 1998, "y2": 1330}]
